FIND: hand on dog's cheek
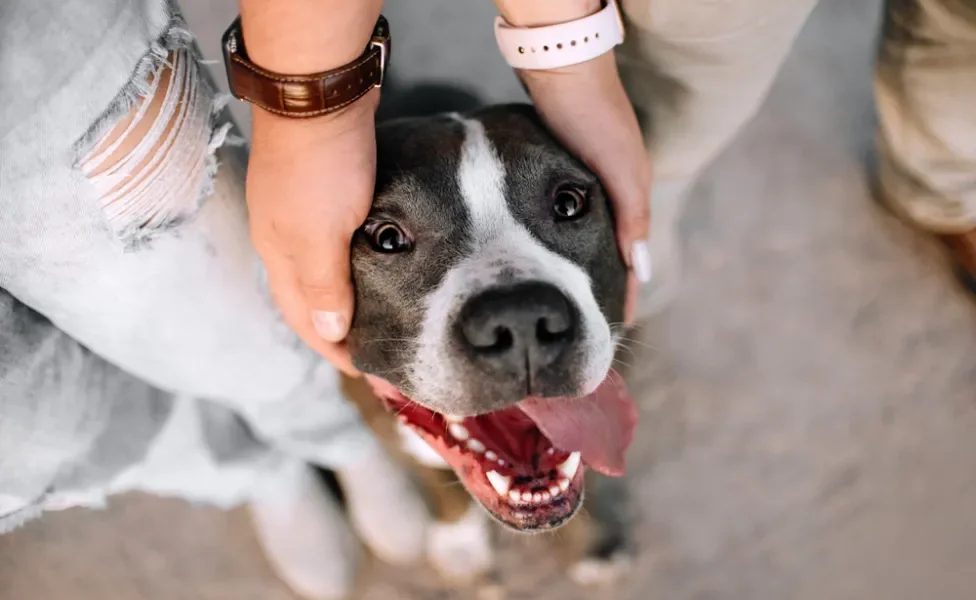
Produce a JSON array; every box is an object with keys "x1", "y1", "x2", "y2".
[
  {"x1": 517, "y1": 53, "x2": 653, "y2": 289},
  {"x1": 247, "y1": 90, "x2": 378, "y2": 372},
  {"x1": 263, "y1": 252, "x2": 360, "y2": 376}
]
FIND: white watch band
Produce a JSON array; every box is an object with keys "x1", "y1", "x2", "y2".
[{"x1": 493, "y1": 1, "x2": 625, "y2": 71}]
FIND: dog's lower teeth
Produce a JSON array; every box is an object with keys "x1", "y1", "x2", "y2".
[
  {"x1": 557, "y1": 451, "x2": 582, "y2": 480},
  {"x1": 484, "y1": 450, "x2": 497, "y2": 461},
  {"x1": 509, "y1": 489, "x2": 521, "y2": 502},
  {"x1": 466, "y1": 438, "x2": 486, "y2": 454},
  {"x1": 486, "y1": 470, "x2": 511, "y2": 496},
  {"x1": 448, "y1": 423, "x2": 470, "y2": 441}
]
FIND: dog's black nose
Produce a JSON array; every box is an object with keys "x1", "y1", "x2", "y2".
[{"x1": 457, "y1": 282, "x2": 579, "y2": 377}]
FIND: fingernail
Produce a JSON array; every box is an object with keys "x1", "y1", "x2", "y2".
[
  {"x1": 631, "y1": 240, "x2": 653, "y2": 283},
  {"x1": 312, "y1": 311, "x2": 348, "y2": 342}
]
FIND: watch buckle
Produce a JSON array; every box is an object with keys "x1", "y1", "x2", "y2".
[{"x1": 369, "y1": 30, "x2": 390, "y2": 88}]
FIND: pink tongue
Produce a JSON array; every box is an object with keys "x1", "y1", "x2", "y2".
[{"x1": 518, "y1": 371, "x2": 638, "y2": 477}]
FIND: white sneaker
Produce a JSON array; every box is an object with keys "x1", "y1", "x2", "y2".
[
  {"x1": 336, "y1": 447, "x2": 430, "y2": 566},
  {"x1": 249, "y1": 460, "x2": 360, "y2": 600}
]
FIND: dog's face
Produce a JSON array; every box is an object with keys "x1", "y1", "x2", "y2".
[{"x1": 347, "y1": 105, "x2": 636, "y2": 532}]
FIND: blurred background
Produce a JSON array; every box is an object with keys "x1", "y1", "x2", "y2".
[{"x1": 2, "y1": 0, "x2": 976, "y2": 599}]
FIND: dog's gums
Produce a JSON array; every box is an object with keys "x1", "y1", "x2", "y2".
[
  {"x1": 388, "y1": 393, "x2": 585, "y2": 531},
  {"x1": 365, "y1": 372, "x2": 636, "y2": 532}
]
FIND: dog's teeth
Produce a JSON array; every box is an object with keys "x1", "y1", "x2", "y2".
[
  {"x1": 549, "y1": 485, "x2": 560, "y2": 497},
  {"x1": 521, "y1": 491, "x2": 533, "y2": 502},
  {"x1": 558, "y1": 478, "x2": 570, "y2": 492},
  {"x1": 509, "y1": 489, "x2": 521, "y2": 503},
  {"x1": 541, "y1": 491, "x2": 551, "y2": 501},
  {"x1": 532, "y1": 492, "x2": 543, "y2": 503},
  {"x1": 448, "y1": 423, "x2": 470, "y2": 441},
  {"x1": 485, "y1": 471, "x2": 511, "y2": 496},
  {"x1": 466, "y1": 438, "x2": 486, "y2": 454},
  {"x1": 497, "y1": 459, "x2": 505, "y2": 466},
  {"x1": 547, "y1": 448, "x2": 555, "y2": 455},
  {"x1": 444, "y1": 415, "x2": 463, "y2": 423},
  {"x1": 557, "y1": 451, "x2": 582, "y2": 480},
  {"x1": 397, "y1": 415, "x2": 408, "y2": 422},
  {"x1": 484, "y1": 450, "x2": 497, "y2": 461}
]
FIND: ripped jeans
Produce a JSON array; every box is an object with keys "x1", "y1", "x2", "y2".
[{"x1": 0, "y1": 4, "x2": 377, "y2": 531}]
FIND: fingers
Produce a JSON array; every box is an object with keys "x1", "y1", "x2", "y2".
[
  {"x1": 602, "y1": 170, "x2": 652, "y2": 284},
  {"x1": 262, "y1": 248, "x2": 360, "y2": 376},
  {"x1": 623, "y1": 272, "x2": 639, "y2": 326},
  {"x1": 291, "y1": 233, "x2": 355, "y2": 343}
]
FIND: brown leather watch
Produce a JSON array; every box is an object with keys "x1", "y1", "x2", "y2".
[{"x1": 222, "y1": 15, "x2": 390, "y2": 118}]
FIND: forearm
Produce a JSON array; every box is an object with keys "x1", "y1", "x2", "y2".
[
  {"x1": 239, "y1": 0, "x2": 384, "y2": 74},
  {"x1": 493, "y1": 0, "x2": 601, "y2": 27}
]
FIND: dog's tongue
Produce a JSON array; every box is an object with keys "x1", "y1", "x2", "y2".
[{"x1": 518, "y1": 371, "x2": 638, "y2": 477}]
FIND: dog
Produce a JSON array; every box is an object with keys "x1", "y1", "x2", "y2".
[{"x1": 339, "y1": 83, "x2": 640, "y2": 586}]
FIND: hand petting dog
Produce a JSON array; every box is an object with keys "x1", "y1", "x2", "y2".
[{"x1": 244, "y1": 0, "x2": 651, "y2": 369}]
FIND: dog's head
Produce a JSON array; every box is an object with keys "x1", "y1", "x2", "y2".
[{"x1": 347, "y1": 104, "x2": 638, "y2": 532}]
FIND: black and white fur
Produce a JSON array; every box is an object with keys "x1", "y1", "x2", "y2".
[
  {"x1": 346, "y1": 87, "x2": 631, "y2": 584},
  {"x1": 349, "y1": 105, "x2": 627, "y2": 413}
]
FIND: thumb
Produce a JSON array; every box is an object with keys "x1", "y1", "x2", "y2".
[{"x1": 293, "y1": 235, "x2": 356, "y2": 343}]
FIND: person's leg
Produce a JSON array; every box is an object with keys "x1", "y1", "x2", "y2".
[
  {"x1": 874, "y1": 0, "x2": 976, "y2": 293},
  {"x1": 0, "y1": 9, "x2": 428, "y2": 595},
  {"x1": 616, "y1": 0, "x2": 821, "y2": 318}
]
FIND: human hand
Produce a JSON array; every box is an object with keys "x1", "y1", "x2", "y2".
[
  {"x1": 246, "y1": 94, "x2": 379, "y2": 374},
  {"x1": 520, "y1": 53, "x2": 653, "y2": 323},
  {"x1": 240, "y1": 0, "x2": 383, "y2": 373}
]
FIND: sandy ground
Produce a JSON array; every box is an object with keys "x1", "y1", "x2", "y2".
[{"x1": 4, "y1": 0, "x2": 976, "y2": 598}]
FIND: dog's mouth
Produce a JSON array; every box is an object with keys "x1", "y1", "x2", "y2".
[{"x1": 365, "y1": 372, "x2": 637, "y2": 532}]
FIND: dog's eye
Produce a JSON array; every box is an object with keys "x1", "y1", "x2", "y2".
[
  {"x1": 366, "y1": 222, "x2": 412, "y2": 253},
  {"x1": 552, "y1": 185, "x2": 588, "y2": 221}
]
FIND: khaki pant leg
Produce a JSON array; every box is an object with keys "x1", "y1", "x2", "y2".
[
  {"x1": 875, "y1": 0, "x2": 976, "y2": 234},
  {"x1": 617, "y1": 0, "x2": 821, "y2": 315}
]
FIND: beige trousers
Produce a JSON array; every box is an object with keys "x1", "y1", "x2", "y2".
[{"x1": 618, "y1": 0, "x2": 976, "y2": 313}]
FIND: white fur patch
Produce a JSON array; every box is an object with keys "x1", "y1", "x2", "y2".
[
  {"x1": 427, "y1": 504, "x2": 495, "y2": 581},
  {"x1": 408, "y1": 118, "x2": 613, "y2": 405},
  {"x1": 568, "y1": 552, "x2": 634, "y2": 586}
]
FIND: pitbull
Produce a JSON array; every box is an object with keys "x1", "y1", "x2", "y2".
[{"x1": 342, "y1": 92, "x2": 640, "y2": 583}]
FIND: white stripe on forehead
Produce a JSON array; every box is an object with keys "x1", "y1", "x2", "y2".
[
  {"x1": 403, "y1": 115, "x2": 614, "y2": 403},
  {"x1": 455, "y1": 117, "x2": 512, "y2": 241}
]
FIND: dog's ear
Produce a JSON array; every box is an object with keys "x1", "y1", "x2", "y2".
[{"x1": 376, "y1": 79, "x2": 484, "y2": 122}]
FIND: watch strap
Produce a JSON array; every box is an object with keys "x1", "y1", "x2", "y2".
[
  {"x1": 222, "y1": 16, "x2": 390, "y2": 118},
  {"x1": 494, "y1": 1, "x2": 624, "y2": 71}
]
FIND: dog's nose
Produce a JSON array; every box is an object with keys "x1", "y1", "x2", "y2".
[{"x1": 457, "y1": 282, "x2": 578, "y2": 376}]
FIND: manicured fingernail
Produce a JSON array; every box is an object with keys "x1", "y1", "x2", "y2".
[
  {"x1": 312, "y1": 311, "x2": 348, "y2": 342},
  {"x1": 631, "y1": 240, "x2": 653, "y2": 283}
]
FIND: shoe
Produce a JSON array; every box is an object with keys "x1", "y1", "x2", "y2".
[{"x1": 249, "y1": 460, "x2": 360, "y2": 600}]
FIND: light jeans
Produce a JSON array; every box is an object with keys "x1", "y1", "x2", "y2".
[
  {"x1": 619, "y1": 0, "x2": 976, "y2": 315},
  {"x1": 0, "y1": 0, "x2": 378, "y2": 532}
]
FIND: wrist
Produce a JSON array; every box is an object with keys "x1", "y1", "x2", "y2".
[
  {"x1": 239, "y1": 0, "x2": 384, "y2": 74},
  {"x1": 494, "y1": 0, "x2": 602, "y2": 27},
  {"x1": 251, "y1": 88, "x2": 379, "y2": 150},
  {"x1": 519, "y1": 48, "x2": 619, "y2": 84}
]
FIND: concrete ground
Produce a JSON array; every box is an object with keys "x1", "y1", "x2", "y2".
[{"x1": 3, "y1": 0, "x2": 976, "y2": 599}]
